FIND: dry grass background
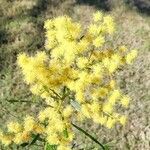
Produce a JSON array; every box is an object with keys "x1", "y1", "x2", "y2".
[{"x1": 0, "y1": 0, "x2": 150, "y2": 149}]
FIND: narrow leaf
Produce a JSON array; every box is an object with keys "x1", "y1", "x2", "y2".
[
  {"x1": 20, "y1": 142, "x2": 29, "y2": 147},
  {"x1": 45, "y1": 143, "x2": 57, "y2": 150},
  {"x1": 63, "y1": 128, "x2": 69, "y2": 138},
  {"x1": 29, "y1": 134, "x2": 40, "y2": 146}
]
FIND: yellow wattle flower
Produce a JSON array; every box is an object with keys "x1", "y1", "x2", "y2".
[
  {"x1": 7, "y1": 122, "x2": 22, "y2": 133},
  {"x1": 93, "y1": 36, "x2": 105, "y2": 47},
  {"x1": 0, "y1": 11, "x2": 138, "y2": 148},
  {"x1": 0, "y1": 134, "x2": 13, "y2": 146},
  {"x1": 24, "y1": 116, "x2": 35, "y2": 132},
  {"x1": 126, "y1": 49, "x2": 138, "y2": 64},
  {"x1": 93, "y1": 11, "x2": 103, "y2": 22}
]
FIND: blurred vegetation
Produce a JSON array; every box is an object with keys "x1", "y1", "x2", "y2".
[
  {"x1": 125, "y1": 0, "x2": 150, "y2": 15},
  {"x1": 76, "y1": 0, "x2": 111, "y2": 11},
  {"x1": 0, "y1": 0, "x2": 150, "y2": 149}
]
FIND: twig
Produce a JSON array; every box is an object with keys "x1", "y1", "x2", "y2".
[{"x1": 71, "y1": 123, "x2": 105, "y2": 150}]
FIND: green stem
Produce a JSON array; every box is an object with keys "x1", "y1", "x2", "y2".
[
  {"x1": 29, "y1": 134, "x2": 40, "y2": 146},
  {"x1": 71, "y1": 123, "x2": 105, "y2": 150}
]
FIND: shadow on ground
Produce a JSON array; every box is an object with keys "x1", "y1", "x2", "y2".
[
  {"x1": 28, "y1": 0, "x2": 49, "y2": 17},
  {"x1": 0, "y1": 29, "x2": 8, "y2": 45},
  {"x1": 76, "y1": 0, "x2": 111, "y2": 11},
  {"x1": 28, "y1": 0, "x2": 65, "y2": 17},
  {"x1": 125, "y1": 0, "x2": 150, "y2": 15},
  {"x1": 76, "y1": 0, "x2": 150, "y2": 15}
]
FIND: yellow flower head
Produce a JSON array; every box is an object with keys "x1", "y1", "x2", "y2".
[
  {"x1": 14, "y1": 131, "x2": 31, "y2": 144},
  {"x1": 126, "y1": 49, "x2": 138, "y2": 64},
  {"x1": 0, "y1": 134, "x2": 13, "y2": 146},
  {"x1": 93, "y1": 11, "x2": 103, "y2": 22},
  {"x1": 121, "y1": 96, "x2": 130, "y2": 108},
  {"x1": 63, "y1": 105, "x2": 73, "y2": 118},
  {"x1": 103, "y1": 103, "x2": 113, "y2": 113},
  {"x1": 24, "y1": 116, "x2": 35, "y2": 132},
  {"x1": 119, "y1": 116, "x2": 127, "y2": 126},
  {"x1": 47, "y1": 133, "x2": 59, "y2": 145},
  {"x1": 7, "y1": 121, "x2": 22, "y2": 133},
  {"x1": 119, "y1": 45, "x2": 127, "y2": 52},
  {"x1": 76, "y1": 57, "x2": 88, "y2": 69},
  {"x1": 106, "y1": 118, "x2": 115, "y2": 129},
  {"x1": 93, "y1": 36, "x2": 105, "y2": 47},
  {"x1": 103, "y1": 15, "x2": 115, "y2": 34}
]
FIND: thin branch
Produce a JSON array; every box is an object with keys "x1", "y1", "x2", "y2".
[
  {"x1": 49, "y1": 89, "x2": 62, "y2": 99},
  {"x1": 71, "y1": 123, "x2": 105, "y2": 150},
  {"x1": 6, "y1": 99, "x2": 34, "y2": 103}
]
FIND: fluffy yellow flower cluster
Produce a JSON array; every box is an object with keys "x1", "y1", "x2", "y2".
[
  {"x1": 0, "y1": 116, "x2": 44, "y2": 146},
  {"x1": 39, "y1": 107, "x2": 74, "y2": 149},
  {"x1": 0, "y1": 11, "x2": 137, "y2": 149}
]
